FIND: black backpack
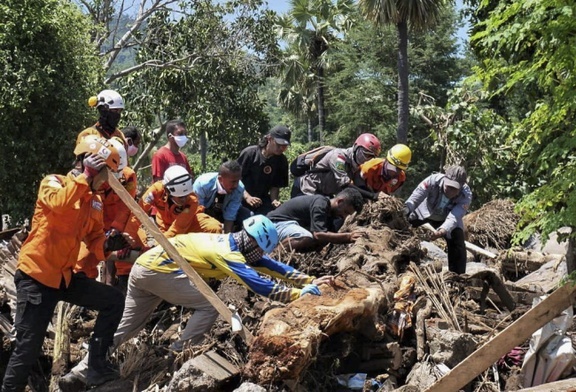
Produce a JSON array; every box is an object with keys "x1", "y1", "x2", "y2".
[{"x1": 289, "y1": 146, "x2": 335, "y2": 177}]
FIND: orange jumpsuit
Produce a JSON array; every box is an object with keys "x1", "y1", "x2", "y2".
[
  {"x1": 18, "y1": 173, "x2": 107, "y2": 288},
  {"x1": 76, "y1": 125, "x2": 126, "y2": 145},
  {"x1": 74, "y1": 166, "x2": 138, "y2": 278},
  {"x1": 359, "y1": 158, "x2": 406, "y2": 195},
  {"x1": 125, "y1": 181, "x2": 222, "y2": 246}
]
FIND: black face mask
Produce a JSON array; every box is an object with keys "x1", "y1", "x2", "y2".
[{"x1": 98, "y1": 110, "x2": 121, "y2": 135}]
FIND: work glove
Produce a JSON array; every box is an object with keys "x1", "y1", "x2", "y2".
[
  {"x1": 402, "y1": 206, "x2": 410, "y2": 219},
  {"x1": 83, "y1": 153, "x2": 106, "y2": 178},
  {"x1": 105, "y1": 231, "x2": 129, "y2": 251},
  {"x1": 300, "y1": 284, "x2": 321, "y2": 297}
]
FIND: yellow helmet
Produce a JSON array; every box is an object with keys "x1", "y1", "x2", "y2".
[{"x1": 386, "y1": 144, "x2": 411, "y2": 170}]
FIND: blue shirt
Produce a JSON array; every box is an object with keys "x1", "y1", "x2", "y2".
[{"x1": 193, "y1": 172, "x2": 244, "y2": 222}]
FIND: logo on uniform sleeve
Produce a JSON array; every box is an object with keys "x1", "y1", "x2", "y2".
[
  {"x1": 263, "y1": 165, "x2": 272, "y2": 174},
  {"x1": 91, "y1": 200, "x2": 103, "y2": 211},
  {"x1": 335, "y1": 155, "x2": 346, "y2": 171},
  {"x1": 144, "y1": 193, "x2": 155, "y2": 204}
]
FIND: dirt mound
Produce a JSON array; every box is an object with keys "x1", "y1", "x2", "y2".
[{"x1": 464, "y1": 199, "x2": 519, "y2": 250}]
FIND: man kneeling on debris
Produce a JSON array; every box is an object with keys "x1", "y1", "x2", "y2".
[
  {"x1": 403, "y1": 165, "x2": 472, "y2": 274},
  {"x1": 59, "y1": 215, "x2": 332, "y2": 389},
  {"x1": 267, "y1": 188, "x2": 366, "y2": 253},
  {"x1": 2, "y1": 138, "x2": 134, "y2": 392}
]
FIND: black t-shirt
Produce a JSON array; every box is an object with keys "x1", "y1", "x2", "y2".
[
  {"x1": 237, "y1": 145, "x2": 288, "y2": 199},
  {"x1": 267, "y1": 195, "x2": 335, "y2": 233}
]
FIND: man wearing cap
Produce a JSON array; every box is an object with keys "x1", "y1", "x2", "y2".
[
  {"x1": 237, "y1": 125, "x2": 291, "y2": 215},
  {"x1": 402, "y1": 166, "x2": 472, "y2": 274}
]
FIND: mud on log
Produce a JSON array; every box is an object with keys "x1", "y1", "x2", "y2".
[{"x1": 244, "y1": 281, "x2": 390, "y2": 383}]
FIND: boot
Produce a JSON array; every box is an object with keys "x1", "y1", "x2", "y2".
[
  {"x1": 86, "y1": 337, "x2": 119, "y2": 388},
  {"x1": 58, "y1": 371, "x2": 86, "y2": 392}
]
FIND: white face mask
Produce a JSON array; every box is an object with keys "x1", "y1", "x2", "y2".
[
  {"x1": 173, "y1": 135, "x2": 188, "y2": 148},
  {"x1": 127, "y1": 144, "x2": 138, "y2": 157}
]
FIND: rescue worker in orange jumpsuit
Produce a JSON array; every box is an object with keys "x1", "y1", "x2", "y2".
[
  {"x1": 123, "y1": 165, "x2": 223, "y2": 249},
  {"x1": 1, "y1": 137, "x2": 135, "y2": 392},
  {"x1": 74, "y1": 137, "x2": 136, "y2": 282},
  {"x1": 355, "y1": 144, "x2": 412, "y2": 199},
  {"x1": 76, "y1": 89, "x2": 127, "y2": 144}
]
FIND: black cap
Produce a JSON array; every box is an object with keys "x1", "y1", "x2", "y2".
[{"x1": 269, "y1": 125, "x2": 291, "y2": 146}]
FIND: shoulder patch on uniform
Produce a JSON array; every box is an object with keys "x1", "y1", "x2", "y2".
[
  {"x1": 335, "y1": 156, "x2": 346, "y2": 171},
  {"x1": 92, "y1": 200, "x2": 103, "y2": 211},
  {"x1": 144, "y1": 193, "x2": 155, "y2": 204},
  {"x1": 47, "y1": 176, "x2": 63, "y2": 188}
]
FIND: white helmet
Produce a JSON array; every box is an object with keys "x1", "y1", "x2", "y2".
[
  {"x1": 163, "y1": 165, "x2": 193, "y2": 197},
  {"x1": 96, "y1": 89, "x2": 125, "y2": 109},
  {"x1": 108, "y1": 137, "x2": 128, "y2": 172}
]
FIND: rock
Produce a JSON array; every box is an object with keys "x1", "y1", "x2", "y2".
[
  {"x1": 168, "y1": 360, "x2": 218, "y2": 391},
  {"x1": 233, "y1": 382, "x2": 266, "y2": 392},
  {"x1": 404, "y1": 361, "x2": 438, "y2": 390},
  {"x1": 426, "y1": 319, "x2": 477, "y2": 368}
]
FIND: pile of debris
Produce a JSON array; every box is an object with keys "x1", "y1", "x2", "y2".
[{"x1": 0, "y1": 198, "x2": 575, "y2": 392}]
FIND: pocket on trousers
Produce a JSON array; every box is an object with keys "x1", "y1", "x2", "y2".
[{"x1": 15, "y1": 290, "x2": 42, "y2": 327}]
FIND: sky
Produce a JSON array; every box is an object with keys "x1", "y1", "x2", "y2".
[{"x1": 261, "y1": 0, "x2": 471, "y2": 45}]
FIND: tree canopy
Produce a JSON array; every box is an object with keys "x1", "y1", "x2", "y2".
[{"x1": 0, "y1": 0, "x2": 101, "y2": 223}]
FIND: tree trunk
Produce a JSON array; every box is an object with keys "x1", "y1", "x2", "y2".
[
  {"x1": 566, "y1": 228, "x2": 576, "y2": 275},
  {"x1": 307, "y1": 117, "x2": 313, "y2": 144},
  {"x1": 316, "y1": 65, "x2": 325, "y2": 144},
  {"x1": 200, "y1": 130, "x2": 207, "y2": 172},
  {"x1": 396, "y1": 21, "x2": 409, "y2": 144},
  {"x1": 244, "y1": 282, "x2": 389, "y2": 383}
]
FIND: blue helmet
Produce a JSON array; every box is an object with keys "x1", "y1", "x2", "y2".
[{"x1": 242, "y1": 215, "x2": 278, "y2": 254}]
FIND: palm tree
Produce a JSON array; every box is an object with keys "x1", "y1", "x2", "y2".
[
  {"x1": 277, "y1": 51, "x2": 317, "y2": 142},
  {"x1": 359, "y1": 0, "x2": 447, "y2": 143},
  {"x1": 277, "y1": 0, "x2": 354, "y2": 143}
]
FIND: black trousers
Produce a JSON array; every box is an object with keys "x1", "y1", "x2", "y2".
[
  {"x1": 2, "y1": 270, "x2": 124, "y2": 392},
  {"x1": 410, "y1": 219, "x2": 467, "y2": 274}
]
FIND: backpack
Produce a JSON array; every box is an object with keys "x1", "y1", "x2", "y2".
[{"x1": 289, "y1": 146, "x2": 335, "y2": 177}]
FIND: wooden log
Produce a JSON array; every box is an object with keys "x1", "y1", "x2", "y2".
[
  {"x1": 416, "y1": 298, "x2": 432, "y2": 360},
  {"x1": 512, "y1": 259, "x2": 567, "y2": 294},
  {"x1": 49, "y1": 303, "x2": 71, "y2": 390},
  {"x1": 421, "y1": 223, "x2": 497, "y2": 259},
  {"x1": 244, "y1": 281, "x2": 388, "y2": 383},
  {"x1": 425, "y1": 283, "x2": 576, "y2": 392},
  {"x1": 468, "y1": 270, "x2": 515, "y2": 312},
  {"x1": 106, "y1": 169, "x2": 254, "y2": 344},
  {"x1": 500, "y1": 250, "x2": 563, "y2": 274}
]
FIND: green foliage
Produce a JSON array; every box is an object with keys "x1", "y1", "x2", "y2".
[
  {"x1": 323, "y1": 8, "x2": 467, "y2": 151},
  {"x1": 471, "y1": 0, "x2": 576, "y2": 243},
  {"x1": 121, "y1": 0, "x2": 278, "y2": 164},
  {"x1": 0, "y1": 0, "x2": 101, "y2": 223},
  {"x1": 415, "y1": 81, "x2": 525, "y2": 208}
]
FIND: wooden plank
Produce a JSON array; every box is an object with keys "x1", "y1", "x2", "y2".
[
  {"x1": 425, "y1": 283, "x2": 576, "y2": 392},
  {"x1": 189, "y1": 350, "x2": 239, "y2": 381},
  {"x1": 105, "y1": 169, "x2": 254, "y2": 344},
  {"x1": 0, "y1": 228, "x2": 20, "y2": 241},
  {"x1": 516, "y1": 378, "x2": 576, "y2": 391}
]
